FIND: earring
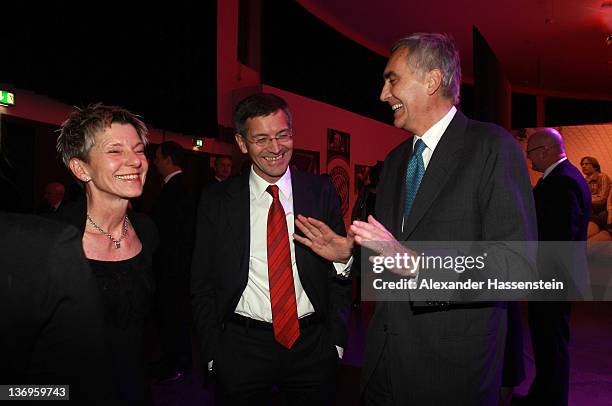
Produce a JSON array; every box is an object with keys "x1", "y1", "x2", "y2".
[{"x1": 83, "y1": 176, "x2": 91, "y2": 182}]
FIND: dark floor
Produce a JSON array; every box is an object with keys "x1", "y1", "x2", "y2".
[{"x1": 151, "y1": 301, "x2": 612, "y2": 406}]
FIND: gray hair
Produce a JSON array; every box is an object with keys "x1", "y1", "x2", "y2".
[
  {"x1": 391, "y1": 33, "x2": 461, "y2": 105},
  {"x1": 57, "y1": 103, "x2": 148, "y2": 167}
]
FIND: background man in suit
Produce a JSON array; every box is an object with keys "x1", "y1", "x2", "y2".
[
  {"x1": 349, "y1": 33, "x2": 537, "y2": 405},
  {"x1": 521, "y1": 128, "x2": 591, "y2": 405},
  {"x1": 212, "y1": 156, "x2": 232, "y2": 182},
  {"x1": 151, "y1": 141, "x2": 196, "y2": 382},
  {"x1": 191, "y1": 93, "x2": 353, "y2": 405},
  {"x1": 39, "y1": 181, "x2": 65, "y2": 213}
]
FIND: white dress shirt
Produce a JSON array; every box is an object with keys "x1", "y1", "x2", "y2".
[
  {"x1": 412, "y1": 105, "x2": 457, "y2": 170},
  {"x1": 235, "y1": 167, "x2": 316, "y2": 321},
  {"x1": 233, "y1": 166, "x2": 349, "y2": 359},
  {"x1": 235, "y1": 166, "x2": 351, "y2": 321}
]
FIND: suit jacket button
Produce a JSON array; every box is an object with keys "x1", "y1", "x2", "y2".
[{"x1": 383, "y1": 324, "x2": 388, "y2": 332}]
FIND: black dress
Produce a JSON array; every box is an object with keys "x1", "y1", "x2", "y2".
[
  {"x1": 90, "y1": 249, "x2": 154, "y2": 405},
  {"x1": 55, "y1": 198, "x2": 158, "y2": 405},
  {"x1": 1, "y1": 212, "x2": 117, "y2": 404}
]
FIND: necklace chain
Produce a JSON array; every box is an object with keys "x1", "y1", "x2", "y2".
[{"x1": 86, "y1": 214, "x2": 130, "y2": 249}]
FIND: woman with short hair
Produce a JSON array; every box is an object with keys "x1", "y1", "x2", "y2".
[{"x1": 56, "y1": 104, "x2": 158, "y2": 405}]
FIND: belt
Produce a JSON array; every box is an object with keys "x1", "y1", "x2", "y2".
[{"x1": 229, "y1": 313, "x2": 321, "y2": 331}]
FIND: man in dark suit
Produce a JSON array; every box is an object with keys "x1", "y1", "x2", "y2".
[
  {"x1": 191, "y1": 93, "x2": 352, "y2": 405},
  {"x1": 521, "y1": 128, "x2": 591, "y2": 405},
  {"x1": 151, "y1": 141, "x2": 196, "y2": 381},
  {"x1": 349, "y1": 33, "x2": 537, "y2": 405},
  {"x1": 211, "y1": 156, "x2": 232, "y2": 183},
  {"x1": 38, "y1": 181, "x2": 65, "y2": 213}
]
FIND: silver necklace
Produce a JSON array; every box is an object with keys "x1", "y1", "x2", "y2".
[{"x1": 86, "y1": 214, "x2": 130, "y2": 249}]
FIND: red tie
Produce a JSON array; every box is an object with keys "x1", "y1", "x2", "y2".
[{"x1": 266, "y1": 185, "x2": 300, "y2": 349}]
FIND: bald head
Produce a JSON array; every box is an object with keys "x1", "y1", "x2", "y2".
[{"x1": 526, "y1": 128, "x2": 566, "y2": 173}]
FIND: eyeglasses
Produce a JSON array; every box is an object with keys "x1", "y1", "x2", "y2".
[
  {"x1": 526, "y1": 145, "x2": 547, "y2": 155},
  {"x1": 246, "y1": 130, "x2": 293, "y2": 147}
]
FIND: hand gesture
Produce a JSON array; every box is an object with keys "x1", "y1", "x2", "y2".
[
  {"x1": 294, "y1": 214, "x2": 354, "y2": 263},
  {"x1": 350, "y1": 215, "x2": 417, "y2": 277}
]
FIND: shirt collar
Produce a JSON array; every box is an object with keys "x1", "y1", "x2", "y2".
[
  {"x1": 413, "y1": 105, "x2": 457, "y2": 151},
  {"x1": 543, "y1": 157, "x2": 567, "y2": 179},
  {"x1": 164, "y1": 169, "x2": 182, "y2": 184},
  {"x1": 249, "y1": 165, "x2": 293, "y2": 200}
]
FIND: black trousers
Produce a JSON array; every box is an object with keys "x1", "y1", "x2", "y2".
[
  {"x1": 527, "y1": 301, "x2": 571, "y2": 406},
  {"x1": 502, "y1": 302, "x2": 525, "y2": 387},
  {"x1": 155, "y1": 273, "x2": 192, "y2": 370},
  {"x1": 214, "y1": 316, "x2": 339, "y2": 406},
  {"x1": 362, "y1": 305, "x2": 506, "y2": 406},
  {"x1": 362, "y1": 340, "x2": 394, "y2": 406}
]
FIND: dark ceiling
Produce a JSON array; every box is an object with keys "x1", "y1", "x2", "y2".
[
  {"x1": 300, "y1": 0, "x2": 612, "y2": 100},
  {"x1": 2, "y1": 1, "x2": 217, "y2": 136}
]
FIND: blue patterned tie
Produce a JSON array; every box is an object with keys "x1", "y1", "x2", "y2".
[{"x1": 404, "y1": 139, "x2": 427, "y2": 217}]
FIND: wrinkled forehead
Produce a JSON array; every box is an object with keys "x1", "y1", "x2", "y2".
[{"x1": 384, "y1": 48, "x2": 410, "y2": 74}]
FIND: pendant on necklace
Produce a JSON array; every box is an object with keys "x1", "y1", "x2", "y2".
[{"x1": 114, "y1": 241, "x2": 121, "y2": 249}]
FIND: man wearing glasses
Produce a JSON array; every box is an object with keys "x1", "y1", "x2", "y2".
[
  {"x1": 191, "y1": 93, "x2": 353, "y2": 405},
  {"x1": 520, "y1": 128, "x2": 591, "y2": 405}
]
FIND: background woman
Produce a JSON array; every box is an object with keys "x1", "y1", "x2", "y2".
[
  {"x1": 56, "y1": 104, "x2": 157, "y2": 405},
  {"x1": 580, "y1": 156, "x2": 610, "y2": 238}
]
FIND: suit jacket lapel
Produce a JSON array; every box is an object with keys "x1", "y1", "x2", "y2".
[
  {"x1": 391, "y1": 142, "x2": 413, "y2": 238},
  {"x1": 400, "y1": 111, "x2": 467, "y2": 239},
  {"x1": 291, "y1": 170, "x2": 313, "y2": 278},
  {"x1": 226, "y1": 171, "x2": 251, "y2": 276}
]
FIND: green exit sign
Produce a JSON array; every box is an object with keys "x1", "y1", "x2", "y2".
[{"x1": 0, "y1": 90, "x2": 15, "y2": 106}]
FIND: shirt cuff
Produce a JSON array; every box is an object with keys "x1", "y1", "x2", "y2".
[
  {"x1": 208, "y1": 360, "x2": 213, "y2": 371},
  {"x1": 333, "y1": 256, "x2": 353, "y2": 277},
  {"x1": 335, "y1": 345, "x2": 344, "y2": 359}
]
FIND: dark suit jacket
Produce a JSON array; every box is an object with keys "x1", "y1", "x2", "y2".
[
  {"x1": 363, "y1": 111, "x2": 537, "y2": 404},
  {"x1": 0, "y1": 212, "x2": 116, "y2": 404},
  {"x1": 191, "y1": 169, "x2": 352, "y2": 363},
  {"x1": 37, "y1": 200, "x2": 63, "y2": 215},
  {"x1": 151, "y1": 172, "x2": 196, "y2": 280},
  {"x1": 533, "y1": 159, "x2": 591, "y2": 299}
]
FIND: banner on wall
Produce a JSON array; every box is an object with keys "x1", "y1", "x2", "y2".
[{"x1": 326, "y1": 128, "x2": 350, "y2": 221}]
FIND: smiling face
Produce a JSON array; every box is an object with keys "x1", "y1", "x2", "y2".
[
  {"x1": 380, "y1": 47, "x2": 430, "y2": 134},
  {"x1": 234, "y1": 109, "x2": 293, "y2": 184},
  {"x1": 71, "y1": 123, "x2": 148, "y2": 201}
]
